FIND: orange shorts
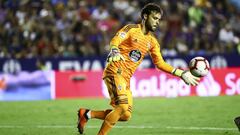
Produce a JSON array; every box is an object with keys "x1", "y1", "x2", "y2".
[{"x1": 103, "y1": 75, "x2": 133, "y2": 108}]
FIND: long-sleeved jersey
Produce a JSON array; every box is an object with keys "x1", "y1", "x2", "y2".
[{"x1": 103, "y1": 24, "x2": 174, "y2": 83}]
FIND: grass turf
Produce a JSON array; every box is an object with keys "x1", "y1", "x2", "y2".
[{"x1": 0, "y1": 95, "x2": 239, "y2": 135}]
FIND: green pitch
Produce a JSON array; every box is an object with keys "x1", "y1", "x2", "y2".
[{"x1": 0, "y1": 96, "x2": 240, "y2": 135}]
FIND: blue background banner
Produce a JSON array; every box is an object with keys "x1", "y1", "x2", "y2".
[{"x1": 0, "y1": 54, "x2": 239, "y2": 73}]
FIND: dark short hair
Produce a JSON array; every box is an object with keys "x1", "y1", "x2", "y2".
[{"x1": 141, "y1": 3, "x2": 163, "y2": 19}]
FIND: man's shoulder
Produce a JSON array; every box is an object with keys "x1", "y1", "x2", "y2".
[
  {"x1": 149, "y1": 32, "x2": 158, "y2": 41},
  {"x1": 149, "y1": 32, "x2": 160, "y2": 47},
  {"x1": 122, "y1": 24, "x2": 139, "y2": 32}
]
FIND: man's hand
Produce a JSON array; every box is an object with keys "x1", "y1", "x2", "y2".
[
  {"x1": 107, "y1": 46, "x2": 125, "y2": 64},
  {"x1": 181, "y1": 70, "x2": 200, "y2": 86}
]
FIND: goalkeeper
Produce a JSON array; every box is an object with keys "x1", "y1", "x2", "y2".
[{"x1": 77, "y1": 3, "x2": 200, "y2": 135}]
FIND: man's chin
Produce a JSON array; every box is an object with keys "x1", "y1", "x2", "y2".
[{"x1": 150, "y1": 28, "x2": 156, "y2": 32}]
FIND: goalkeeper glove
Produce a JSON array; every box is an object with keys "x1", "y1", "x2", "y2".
[
  {"x1": 107, "y1": 46, "x2": 125, "y2": 64},
  {"x1": 172, "y1": 69, "x2": 200, "y2": 86}
]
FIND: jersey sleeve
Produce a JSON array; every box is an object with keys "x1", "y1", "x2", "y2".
[
  {"x1": 149, "y1": 37, "x2": 174, "y2": 73},
  {"x1": 110, "y1": 25, "x2": 131, "y2": 48}
]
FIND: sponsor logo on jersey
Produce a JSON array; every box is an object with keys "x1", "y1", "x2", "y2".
[{"x1": 129, "y1": 50, "x2": 141, "y2": 62}]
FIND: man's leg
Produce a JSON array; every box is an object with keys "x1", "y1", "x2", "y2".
[
  {"x1": 77, "y1": 76, "x2": 132, "y2": 135},
  {"x1": 97, "y1": 76, "x2": 132, "y2": 135},
  {"x1": 89, "y1": 107, "x2": 132, "y2": 121},
  {"x1": 90, "y1": 109, "x2": 112, "y2": 120},
  {"x1": 77, "y1": 108, "x2": 131, "y2": 134},
  {"x1": 97, "y1": 104, "x2": 131, "y2": 135}
]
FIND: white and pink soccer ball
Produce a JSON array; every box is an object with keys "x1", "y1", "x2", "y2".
[{"x1": 189, "y1": 56, "x2": 210, "y2": 77}]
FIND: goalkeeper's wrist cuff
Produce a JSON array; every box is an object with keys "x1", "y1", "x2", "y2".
[
  {"x1": 110, "y1": 45, "x2": 118, "y2": 50},
  {"x1": 172, "y1": 68, "x2": 184, "y2": 77}
]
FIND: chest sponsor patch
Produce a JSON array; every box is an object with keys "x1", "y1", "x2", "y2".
[{"x1": 129, "y1": 50, "x2": 141, "y2": 62}]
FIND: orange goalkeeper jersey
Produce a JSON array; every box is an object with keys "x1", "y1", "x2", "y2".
[{"x1": 103, "y1": 24, "x2": 174, "y2": 83}]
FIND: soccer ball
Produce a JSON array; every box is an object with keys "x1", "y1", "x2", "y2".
[{"x1": 189, "y1": 56, "x2": 210, "y2": 77}]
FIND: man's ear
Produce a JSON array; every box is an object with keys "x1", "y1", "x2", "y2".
[{"x1": 143, "y1": 14, "x2": 147, "y2": 20}]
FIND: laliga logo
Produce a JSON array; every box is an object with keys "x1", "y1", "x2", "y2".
[
  {"x1": 196, "y1": 72, "x2": 221, "y2": 96},
  {"x1": 101, "y1": 74, "x2": 190, "y2": 98}
]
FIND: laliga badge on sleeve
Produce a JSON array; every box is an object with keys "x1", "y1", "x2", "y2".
[{"x1": 119, "y1": 32, "x2": 126, "y2": 39}]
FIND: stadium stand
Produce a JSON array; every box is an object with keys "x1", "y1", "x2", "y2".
[{"x1": 0, "y1": 0, "x2": 240, "y2": 59}]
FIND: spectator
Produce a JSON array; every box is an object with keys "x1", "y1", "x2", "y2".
[
  {"x1": 91, "y1": 4, "x2": 109, "y2": 20},
  {"x1": 188, "y1": 2, "x2": 204, "y2": 28},
  {"x1": 218, "y1": 23, "x2": 239, "y2": 53},
  {"x1": 0, "y1": 0, "x2": 239, "y2": 58}
]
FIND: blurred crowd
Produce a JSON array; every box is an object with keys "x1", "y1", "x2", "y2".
[{"x1": 0, "y1": 0, "x2": 240, "y2": 59}]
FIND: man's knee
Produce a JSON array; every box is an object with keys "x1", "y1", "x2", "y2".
[
  {"x1": 117, "y1": 104, "x2": 132, "y2": 121},
  {"x1": 120, "y1": 111, "x2": 131, "y2": 121}
]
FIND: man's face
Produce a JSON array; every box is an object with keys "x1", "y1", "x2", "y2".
[{"x1": 145, "y1": 11, "x2": 162, "y2": 32}]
